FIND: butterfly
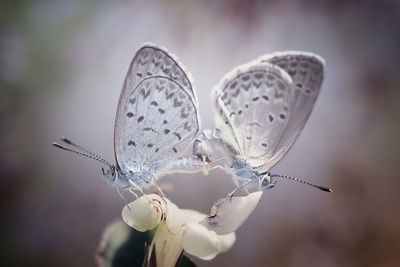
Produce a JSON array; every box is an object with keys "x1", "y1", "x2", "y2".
[
  {"x1": 53, "y1": 44, "x2": 205, "y2": 197},
  {"x1": 193, "y1": 51, "x2": 331, "y2": 196}
]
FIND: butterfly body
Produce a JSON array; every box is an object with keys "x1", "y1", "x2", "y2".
[{"x1": 54, "y1": 44, "x2": 205, "y2": 195}]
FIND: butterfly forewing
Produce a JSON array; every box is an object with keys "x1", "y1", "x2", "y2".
[
  {"x1": 114, "y1": 45, "x2": 199, "y2": 172},
  {"x1": 214, "y1": 61, "x2": 295, "y2": 167},
  {"x1": 256, "y1": 52, "x2": 324, "y2": 171}
]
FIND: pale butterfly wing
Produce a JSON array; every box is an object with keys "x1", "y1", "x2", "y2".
[
  {"x1": 114, "y1": 44, "x2": 200, "y2": 172},
  {"x1": 256, "y1": 51, "x2": 325, "y2": 171},
  {"x1": 213, "y1": 61, "x2": 295, "y2": 168}
]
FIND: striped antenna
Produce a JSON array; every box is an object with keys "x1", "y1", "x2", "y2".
[
  {"x1": 52, "y1": 137, "x2": 111, "y2": 167},
  {"x1": 261, "y1": 171, "x2": 332, "y2": 192}
]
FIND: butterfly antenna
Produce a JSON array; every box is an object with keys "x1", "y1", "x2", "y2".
[
  {"x1": 52, "y1": 142, "x2": 111, "y2": 167},
  {"x1": 263, "y1": 172, "x2": 332, "y2": 192},
  {"x1": 59, "y1": 137, "x2": 112, "y2": 166}
]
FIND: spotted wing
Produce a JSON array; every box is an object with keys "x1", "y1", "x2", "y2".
[
  {"x1": 256, "y1": 51, "x2": 325, "y2": 171},
  {"x1": 114, "y1": 44, "x2": 200, "y2": 172},
  {"x1": 214, "y1": 61, "x2": 295, "y2": 168}
]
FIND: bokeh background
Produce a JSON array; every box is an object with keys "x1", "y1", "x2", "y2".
[{"x1": 1, "y1": 0, "x2": 400, "y2": 266}]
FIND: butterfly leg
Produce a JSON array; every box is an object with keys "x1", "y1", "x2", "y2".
[
  {"x1": 228, "y1": 179, "x2": 253, "y2": 201},
  {"x1": 116, "y1": 186, "x2": 131, "y2": 209},
  {"x1": 129, "y1": 189, "x2": 139, "y2": 199},
  {"x1": 128, "y1": 180, "x2": 152, "y2": 202},
  {"x1": 150, "y1": 174, "x2": 168, "y2": 205}
]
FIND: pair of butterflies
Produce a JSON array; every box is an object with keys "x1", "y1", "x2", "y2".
[{"x1": 53, "y1": 44, "x2": 331, "y2": 198}]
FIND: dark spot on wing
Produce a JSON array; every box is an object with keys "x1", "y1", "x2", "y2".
[
  {"x1": 242, "y1": 75, "x2": 250, "y2": 81},
  {"x1": 147, "y1": 143, "x2": 154, "y2": 148},
  {"x1": 136, "y1": 72, "x2": 143, "y2": 77},
  {"x1": 183, "y1": 122, "x2": 192, "y2": 132},
  {"x1": 174, "y1": 132, "x2": 182, "y2": 140},
  {"x1": 141, "y1": 88, "x2": 151, "y2": 99},
  {"x1": 137, "y1": 116, "x2": 144, "y2": 122},
  {"x1": 151, "y1": 101, "x2": 158, "y2": 106},
  {"x1": 279, "y1": 113, "x2": 286, "y2": 120},
  {"x1": 155, "y1": 84, "x2": 164, "y2": 92},
  {"x1": 173, "y1": 98, "x2": 183, "y2": 107},
  {"x1": 305, "y1": 89, "x2": 312, "y2": 94},
  {"x1": 143, "y1": 127, "x2": 157, "y2": 132},
  {"x1": 165, "y1": 92, "x2": 175, "y2": 100},
  {"x1": 129, "y1": 97, "x2": 137, "y2": 104},
  {"x1": 146, "y1": 72, "x2": 152, "y2": 76},
  {"x1": 238, "y1": 110, "x2": 242, "y2": 115},
  {"x1": 242, "y1": 83, "x2": 251, "y2": 91},
  {"x1": 245, "y1": 104, "x2": 249, "y2": 108},
  {"x1": 173, "y1": 147, "x2": 178, "y2": 153},
  {"x1": 261, "y1": 143, "x2": 267, "y2": 147},
  {"x1": 164, "y1": 129, "x2": 170, "y2": 134},
  {"x1": 252, "y1": 97, "x2": 260, "y2": 102},
  {"x1": 180, "y1": 109, "x2": 189, "y2": 118},
  {"x1": 268, "y1": 114, "x2": 274, "y2": 122},
  {"x1": 255, "y1": 73, "x2": 264, "y2": 79},
  {"x1": 230, "y1": 81, "x2": 237, "y2": 89},
  {"x1": 262, "y1": 95, "x2": 269, "y2": 101},
  {"x1": 155, "y1": 148, "x2": 159, "y2": 152},
  {"x1": 253, "y1": 81, "x2": 262, "y2": 88},
  {"x1": 278, "y1": 62, "x2": 287, "y2": 68},
  {"x1": 128, "y1": 140, "x2": 136, "y2": 146},
  {"x1": 163, "y1": 120, "x2": 168, "y2": 124},
  {"x1": 246, "y1": 136, "x2": 252, "y2": 140},
  {"x1": 158, "y1": 108, "x2": 165, "y2": 114},
  {"x1": 127, "y1": 112, "x2": 134, "y2": 118}
]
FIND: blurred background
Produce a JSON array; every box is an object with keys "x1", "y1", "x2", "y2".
[{"x1": 1, "y1": 0, "x2": 400, "y2": 266}]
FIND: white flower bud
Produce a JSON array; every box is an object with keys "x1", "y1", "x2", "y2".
[
  {"x1": 181, "y1": 222, "x2": 220, "y2": 260},
  {"x1": 121, "y1": 194, "x2": 164, "y2": 232}
]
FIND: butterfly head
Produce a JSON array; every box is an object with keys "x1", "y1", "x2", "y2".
[
  {"x1": 260, "y1": 172, "x2": 274, "y2": 189},
  {"x1": 102, "y1": 165, "x2": 118, "y2": 185}
]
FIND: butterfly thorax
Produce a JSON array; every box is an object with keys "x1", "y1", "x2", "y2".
[
  {"x1": 229, "y1": 158, "x2": 258, "y2": 180},
  {"x1": 115, "y1": 165, "x2": 153, "y2": 190}
]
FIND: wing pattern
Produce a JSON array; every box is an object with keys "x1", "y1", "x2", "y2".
[
  {"x1": 213, "y1": 61, "x2": 295, "y2": 168},
  {"x1": 114, "y1": 45, "x2": 199, "y2": 172},
  {"x1": 257, "y1": 52, "x2": 325, "y2": 170}
]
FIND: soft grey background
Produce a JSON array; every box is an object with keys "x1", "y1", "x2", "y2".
[{"x1": 1, "y1": 0, "x2": 400, "y2": 266}]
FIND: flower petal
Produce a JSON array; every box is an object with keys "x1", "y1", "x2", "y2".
[
  {"x1": 121, "y1": 194, "x2": 164, "y2": 232},
  {"x1": 164, "y1": 199, "x2": 185, "y2": 234},
  {"x1": 201, "y1": 191, "x2": 263, "y2": 235},
  {"x1": 181, "y1": 222, "x2": 220, "y2": 260},
  {"x1": 218, "y1": 233, "x2": 236, "y2": 254},
  {"x1": 165, "y1": 200, "x2": 209, "y2": 234},
  {"x1": 149, "y1": 222, "x2": 183, "y2": 266}
]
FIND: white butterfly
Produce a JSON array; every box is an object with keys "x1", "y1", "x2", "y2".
[
  {"x1": 193, "y1": 51, "x2": 331, "y2": 196},
  {"x1": 53, "y1": 44, "x2": 205, "y2": 196}
]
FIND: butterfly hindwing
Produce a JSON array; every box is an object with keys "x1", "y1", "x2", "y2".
[{"x1": 257, "y1": 52, "x2": 324, "y2": 170}]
